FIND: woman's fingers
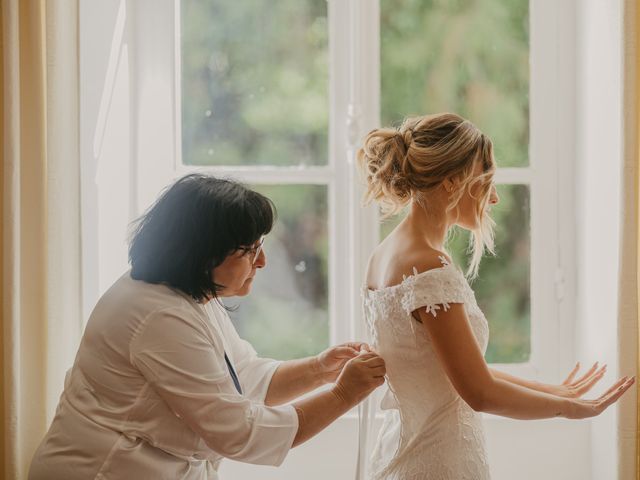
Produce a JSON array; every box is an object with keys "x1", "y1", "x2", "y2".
[
  {"x1": 571, "y1": 362, "x2": 598, "y2": 385},
  {"x1": 569, "y1": 376, "x2": 635, "y2": 418},
  {"x1": 574, "y1": 375, "x2": 603, "y2": 396},
  {"x1": 370, "y1": 366, "x2": 387, "y2": 378},
  {"x1": 359, "y1": 352, "x2": 385, "y2": 365},
  {"x1": 597, "y1": 377, "x2": 635, "y2": 409},
  {"x1": 341, "y1": 341, "x2": 374, "y2": 353},
  {"x1": 573, "y1": 366, "x2": 607, "y2": 394},
  {"x1": 352, "y1": 353, "x2": 386, "y2": 376},
  {"x1": 598, "y1": 376, "x2": 631, "y2": 399},
  {"x1": 355, "y1": 352, "x2": 380, "y2": 361},
  {"x1": 563, "y1": 362, "x2": 581, "y2": 385},
  {"x1": 575, "y1": 364, "x2": 605, "y2": 386},
  {"x1": 331, "y1": 346, "x2": 360, "y2": 358},
  {"x1": 343, "y1": 342, "x2": 369, "y2": 351},
  {"x1": 564, "y1": 361, "x2": 599, "y2": 387},
  {"x1": 362, "y1": 357, "x2": 386, "y2": 369}
]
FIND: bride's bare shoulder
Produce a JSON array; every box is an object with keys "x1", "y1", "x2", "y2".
[{"x1": 366, "y1": 238, "x2": 452, "y2": 290}]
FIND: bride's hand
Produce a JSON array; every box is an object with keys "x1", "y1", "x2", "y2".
[
  {"x1": 565, "y1": 375, "x2": 635, "y2": 419},
  {"x1": 542, "y1": 362, "x2": 607, "y2": 398},
  {"x1": 315, "y1": 342, "x2": 371, "y2": 383}
]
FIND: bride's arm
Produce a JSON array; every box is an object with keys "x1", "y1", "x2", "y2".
[
  {"x1": 490, "y1": 363, "x2": 606, "y2": 398},
  {"x1": 416, "y1": 304, "x2": 634, "y2": 420}
]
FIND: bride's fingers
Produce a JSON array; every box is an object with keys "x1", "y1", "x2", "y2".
[
  {"x1": 598, "y1": 376, "x2": 631, "y2": 399},
  {"x1": 572, "y1": 362, "x2": 599, "y2": 385},
  {"x1": 574, "y1": 366, "x2": 606, "y2": 392},
  {"x1": 574, "y1": 364, "x2": 604, "y2": 384},
  {"x1": 579, "y1": 379, "x2": 630, "y2": 412},
  {"x1": 573, "y1": 372, "x2": 606, "y2": 396},
  {"x1": 597, "y1": 377, "x2": 635, "y2": 409},
  {"x1": 575, "y1": 377, "x2": 602, "y2": 397},
  {"x1": 563, "y1": 362, "x2": 581, "y2": 385}
]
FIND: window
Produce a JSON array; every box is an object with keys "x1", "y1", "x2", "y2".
[
  {"x1": 81, "y1": 0, "x2": 572, "y2": 375},
  {"x1": 180, "y1": 1, "x2": 331, "y2": 359},
  {"x1": 379, "y1": 0, "x2": 531, "y2": 364},
  {"x1": 175, "y1": 0, "x2": 555, "y2": 373},
  {"x1": 81, "y1": 0, "x2": 578, "y2": 476}
]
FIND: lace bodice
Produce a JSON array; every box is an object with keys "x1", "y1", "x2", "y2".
[{"x1": 360, "y1": 258, "x2": 491, "y2": 480}]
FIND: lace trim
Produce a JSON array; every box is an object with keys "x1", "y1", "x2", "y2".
[{"x1": 399, "y1": 259, "x2": 471, "y2": 318}]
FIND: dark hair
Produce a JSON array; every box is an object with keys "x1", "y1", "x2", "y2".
[{"x1": 128, "y1": 174, "x2": 276, "y2": 302}]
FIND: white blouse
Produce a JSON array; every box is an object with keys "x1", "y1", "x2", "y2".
[{"x1": 29, "y1": 273, "x2": 298, "y2": 480}]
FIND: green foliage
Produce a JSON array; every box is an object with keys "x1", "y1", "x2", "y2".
[
  {"x1": 381, "y1": 0, "x2": 529, "y2": 167},
  {"x1": 181, "y1": 0, "x2": 328, "y2": 166},
  {"x1": 231, "y1": 295, "x2": 329, "y2": 360},
  {"x1": 381, "y1": 185, "x2": 531, "y2": 363},
  {"x1": 182, "y1": 0, "x2": 531, "y2": 362},
  {"x1": 379, "y1": 0, "x2": 531, "y2": 362},
  {"x1": 229, "y1": 185, "x2": 329, "y2": 360}
]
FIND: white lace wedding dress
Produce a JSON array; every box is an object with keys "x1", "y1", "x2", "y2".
[{"x1": 360, "y1": 256, "x2": 491, "y2": 480}]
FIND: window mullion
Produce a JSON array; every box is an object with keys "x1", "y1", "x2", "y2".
[
  {"x1": 336, "y1": 1, "x2": 380, "y2": 345},
  {"x1": 528, "y1": 0, "x2": 577, "y2": 381},
  {"x1": 328, "y1": 0, "x2": 351, "y2": 345},
  {"x1": 494, "y1": 167, "x2": 533, "y2": 185},
  {"x1": 351, "y1": 0, "x2": 382, "y2": 343},
  {"x1": 175, "y1": 164, "x2": 335, "y2": 185},
  {"x1": 328, "y1": 0, "x2": 381, "y2": 346}
]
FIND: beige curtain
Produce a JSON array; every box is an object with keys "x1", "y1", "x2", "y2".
[
  {"x1": 620, "y1": 1, "x2": 640, "y2": 479},
  {"x1": 1, "y1": 0, "x2": 82, "y2": 478}
]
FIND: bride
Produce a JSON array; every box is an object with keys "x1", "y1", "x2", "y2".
[{"x1": 357, "y1": 113, "x2": 635, "y2": 479}]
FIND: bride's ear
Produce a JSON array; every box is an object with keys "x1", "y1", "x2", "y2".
[{"x1": 442, "y1": 178, "x2": 454, "y2": 193}]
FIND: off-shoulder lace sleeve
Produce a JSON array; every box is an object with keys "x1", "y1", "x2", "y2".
[{"x1": 400, "y1": 261, "x2": 472, "y2": 317}]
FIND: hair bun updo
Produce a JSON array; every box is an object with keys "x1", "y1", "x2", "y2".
[
  {"x1": 356, "y1": 112, "x2": 497, "y2": 279},
  {"x1": 357, "y1": 113, "x2": 493, "y2": 217},
  {"x1": 356, "y1": 125, "x2": 416, "y2": 216}
]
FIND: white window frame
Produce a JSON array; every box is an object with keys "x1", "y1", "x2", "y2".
[{"x1": 81, "y1": 0, "x2": 577, "y2": 395}]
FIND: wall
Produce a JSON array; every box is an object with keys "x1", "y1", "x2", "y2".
[{"x1": 575, "y1": 0, "x2": 624, "y2": 478}]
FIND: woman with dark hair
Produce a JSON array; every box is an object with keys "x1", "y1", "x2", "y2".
[{"x1": 29, "y1": 174, "x2": 386, "y2": 480}]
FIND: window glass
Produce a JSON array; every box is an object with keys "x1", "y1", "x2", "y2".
[
  {"x1": 380, "y1": 184, "x2": 531, "y2": 363},
  {"x1": 380, "y1": 0, "x2": 529, "y2": 167},
  {"x1": 227, "y1": 185, "x2": 329, "y2": 359},
  {"x1": 181, "y1": 0, "x2": 328, "y2": 166}
]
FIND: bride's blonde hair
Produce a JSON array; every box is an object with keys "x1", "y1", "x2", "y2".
[{"x1": 357, "y1": 113, "x2": 496, "y2": 278}]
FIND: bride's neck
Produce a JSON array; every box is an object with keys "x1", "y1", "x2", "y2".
[{"x1": 403, "y1": 200, "x2": 451, "y2": 252}]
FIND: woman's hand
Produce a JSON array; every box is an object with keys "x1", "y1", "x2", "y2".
[
  {"x1": 331, "y1": 351, "x2": 386, "y2": 405},
  {"x1": 315, "y1": 342, "x2": 370, "y2": 383},
  {"x1": 565, "y1": 375, "x2": 635, "y2": 419},
  {"x1": 291, "y1": 350, "x2": 385, "y2": 447},
  {"x1": 540, "y1": 362, "x2": 607, "y2": 398}
]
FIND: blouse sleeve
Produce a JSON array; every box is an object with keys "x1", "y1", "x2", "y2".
[
  {"x1": 130, "y1": 307, "x2": 298, "y2": 466},
  {"x1": 213, "y1": 304, "x2": 281, "y2": 403},
  {"x1": 400, "y1": 265, "x2": 472, "y2": 317}
]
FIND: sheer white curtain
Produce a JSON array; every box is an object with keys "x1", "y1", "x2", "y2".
[
  {"x1": 2, "y1": 0, "x2": 82, "y2": 478},
  {"x1": 619, "y1": 1, "x2": 639, "y2": 479}
]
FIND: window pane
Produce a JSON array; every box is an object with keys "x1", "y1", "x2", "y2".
[
  {"x1": 180, "y1": 1, "x2": 328, "y2": 167},
  {"x1": 380, "y1": 0, "x2": 529, "y2": 167},
  {"x1": 379, "y1": 184, "x2": 531, "y2": 363},
  {"x1": 227, "y1": 185, "x2": 329, "y2": 360}
]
